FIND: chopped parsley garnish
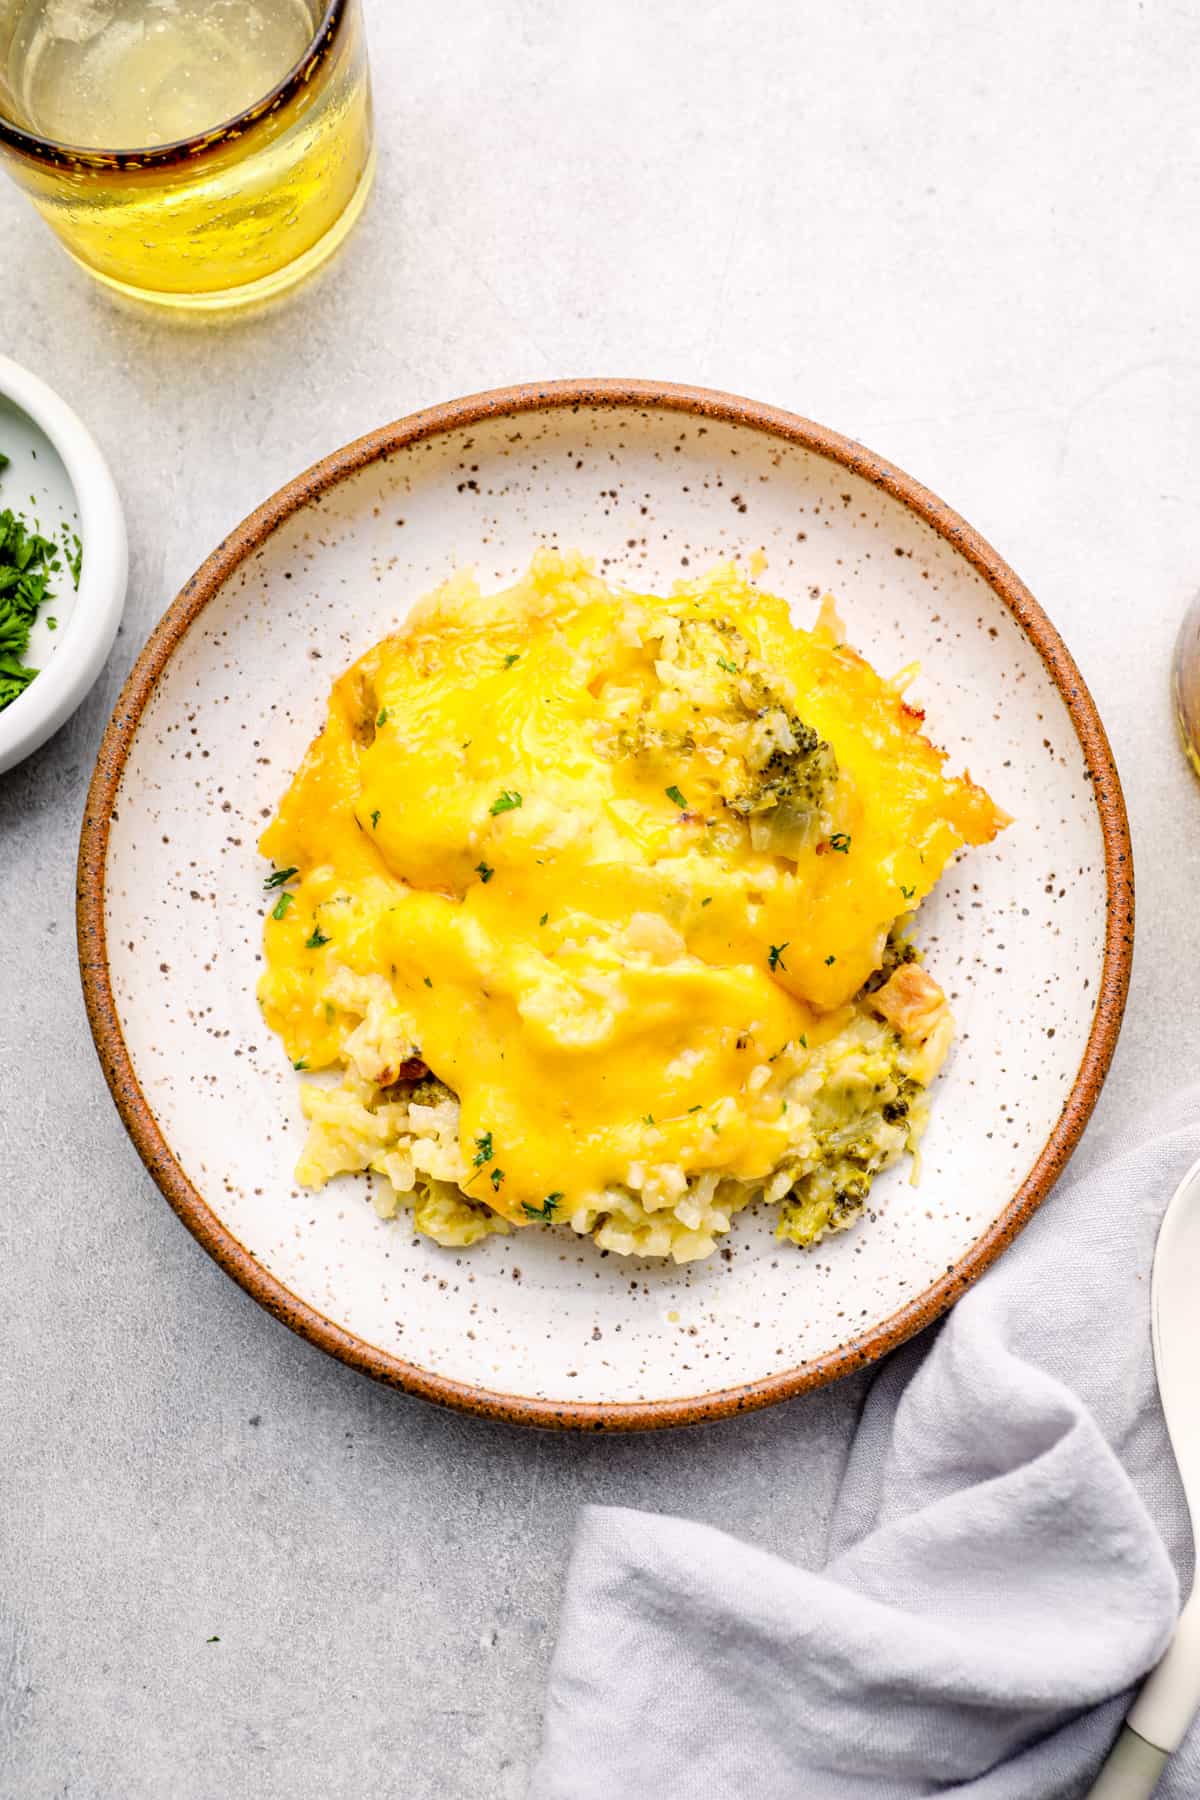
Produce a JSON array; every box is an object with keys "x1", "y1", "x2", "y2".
[
  {"x1": 701, "y1": 896, "x2": 713, "y2": 906},
  {"x1": 686, "y1": 1104, "x2": 702, "y2": 1114},
  {"x1": 475, "y1": 861, "x2": 494, "y2": 883},
  {"x1": 490, "y1": 789, "x2": 522, "y2": 815},
  {"x1": 538, "y1": 912, "x2": 549, "y2": 926},
  {"x1": 423, "y1": 976, "x2": 433, "y2": 988},
  {"x1": 292, "y1": 1059, "x2": 308, "y2": 1070},
  {"x1": 900, "y1": 884, "x2": 915, "y2": 900},
  {"x1": 503, "y1": 652, "x2": 520, "y2": 668},
  {"x1": 798, "y1": 1033, "x2": 808, "y2": 1048},
  {"x1": 829, "y1": 832, "x2": 852, "y2": 854},
  {"x1": 522, "y1": 1192, "x2": 563, "y2": 1222},
  {"x1": 324, "y1": 1002, "x2": 336, "y2": 1022},
  {"x1": 665, "y1": 784, "x2": 688, "y2": 809},
  {"x1": 305, "y1": 926, "x2": 330, "y2": 949},
  {"x1": 473, "y1": 1132, "x2": 494, "y2": 1167},
  {"x1": 264, "y1": 866, "x2": 299, "y2": 889},
  {"x1": 643, "y1": 1113, "x2": 655, "y2": 1125},
  {"x1": 490, "y1": 1168, "x2": 505, "y2": 1190},
  {"x1": 206, "y1": 1636, "x2": 220, "y2": 1644},
  {"x1": 768, "y1": 942, "x2": 789, "y2": 971},
  {"x1": 825, "y1": 954, "x2": 837, "y2": 965},
  {"x1": 66, "y1": 529, "x2": 82, "y2": 588},
  {"x1": 271, "y1": 892, "x2": 295, "y2": 920},
  {"x1": 46, "y1": 616, "x2": 57, "y2": 630},
  {"x1": 0, "y1": 476, "x2": 67, "y2": 713},
  {"x1": 716, "y1": 657, "x2": 739, "y2": 674},
  {"x1": 370, "y1": 810, "x2": 381, "y2": 829},
  {"x1": 376, "y1": 708, "x2": 390, "y2": 727}
]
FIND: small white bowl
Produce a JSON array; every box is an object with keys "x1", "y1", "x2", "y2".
[{"x1": 0, "y1": 354, "x2": 127, "y2": 776}]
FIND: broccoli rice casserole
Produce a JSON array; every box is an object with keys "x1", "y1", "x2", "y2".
[{"x1": 257, "y1": 551, "x2": 1007, "y2": 1263}]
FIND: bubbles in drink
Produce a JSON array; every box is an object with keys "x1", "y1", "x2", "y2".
[{"x1": 17, "y1": 0, "x2": 315, "y2": 149}]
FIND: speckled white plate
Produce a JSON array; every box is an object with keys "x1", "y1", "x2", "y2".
[{"x1": 78, "y1": 381, "x2": 1132, "y2": 1430}]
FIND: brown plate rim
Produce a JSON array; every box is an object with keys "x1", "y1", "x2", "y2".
[{"x1": 76, "y1": 377, "x2": 1134, "y2": 1432}]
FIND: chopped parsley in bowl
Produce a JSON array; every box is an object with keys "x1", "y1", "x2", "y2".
[
  {"x1": 0, "y1": 353, "x2": 126, "y2": 776},
  {"x1": 0, "y1": 453, "x2": 81, "y2": 714}
]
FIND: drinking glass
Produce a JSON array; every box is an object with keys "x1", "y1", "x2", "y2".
[
  {"x1": 0, "y1": 0, "x2": 374, "y2": 309},
  {"x1": 1174, "y1": 594, "x2": 1200, "y2": 781}
]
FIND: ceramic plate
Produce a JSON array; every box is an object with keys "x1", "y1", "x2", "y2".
[{"x1": 78, "y1": 381, "x2": 1132, "y2": 1430}]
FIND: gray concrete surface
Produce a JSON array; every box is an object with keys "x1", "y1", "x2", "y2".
[{"x1": 3, "y1": 3, "x2": 1200, "y2": 1795}]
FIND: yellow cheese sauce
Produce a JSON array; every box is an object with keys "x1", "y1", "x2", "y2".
[{"x1": 258, "y1": 552, "x2": 1006, "y2": 1261}]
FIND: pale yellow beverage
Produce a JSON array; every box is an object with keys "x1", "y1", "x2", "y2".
[
  {"x1": 0, "y1": 0, "x2": 374, "y2": 307},
  {"x1": 1175, "y1": 595, "x2": 1200, "y2": 783}
]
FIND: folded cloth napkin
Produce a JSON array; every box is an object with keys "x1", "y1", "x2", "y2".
[{"x1": 530, "y1": 1088, "x2": 1200, "y2": 1799}]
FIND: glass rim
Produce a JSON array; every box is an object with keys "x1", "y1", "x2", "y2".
[{"x1": 0, "y1": 0, "x2": 347, "y2": 171}]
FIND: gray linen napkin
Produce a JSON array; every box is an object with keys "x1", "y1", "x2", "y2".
[{"x1": 530, "y1": 1088, "x2": 1200, "y2": 1799}]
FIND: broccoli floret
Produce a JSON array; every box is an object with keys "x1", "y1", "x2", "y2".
[
  {"x1": 612, "y1": 722, "x2": 696, "y2": 761},
  {"x1": 723, "y1": 707, "x2": 839, "y2": 855},
  {"x1": 604, "y1": 615, "x2": 840, "y2": 856},
  {"x1": 726, "y1": 731, "x2": 838, "y2": 826},
  {"x1": 775, "y1": 1056, "x2": 923, "y2": 1248}
]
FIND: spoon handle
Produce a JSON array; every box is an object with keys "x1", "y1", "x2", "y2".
[
  {"x1": 1127, "y1": 1590, "x2": 1200, "y2": 1751},
  {"x1": 1086, "y1": 1726, "x2": 1168, "y2": 1798},
  {"x1": 1087, "y1": 1592, "x2": 1200, "y2": 1796}
]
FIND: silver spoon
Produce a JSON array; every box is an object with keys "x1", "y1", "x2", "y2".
[{"x1": 1088, "y1": 1153, "x2": 1200, "y2": 1797}]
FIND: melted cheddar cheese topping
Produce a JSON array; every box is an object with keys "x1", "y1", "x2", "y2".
[{"x1": 258, "y1": 552, "x2": 1006, "y2": 1260}]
